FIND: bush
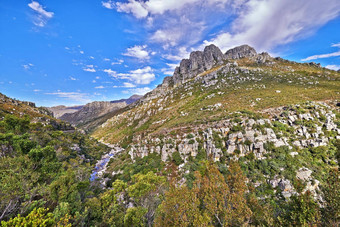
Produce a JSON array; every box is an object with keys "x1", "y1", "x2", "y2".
[{"x1": 172, "y1": 151, "x2": 184, "y2": 166}]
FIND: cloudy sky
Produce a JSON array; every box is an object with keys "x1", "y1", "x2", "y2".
[{"x1": 0, "y1": 0, "x2": 340, "y2": 106}]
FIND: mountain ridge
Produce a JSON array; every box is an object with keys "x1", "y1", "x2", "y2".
[{"x1": 48, "y1": 94, "x2": 142, "y2": 128}]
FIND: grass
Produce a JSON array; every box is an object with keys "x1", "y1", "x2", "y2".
[{"x1": 92, "y1": 58, "x2": 340, "y2": 144}]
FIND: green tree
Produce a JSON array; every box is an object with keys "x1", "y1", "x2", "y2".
[
  {"x1": 1, "y1": 208, "x2": 55, "y2": 227},
  {"x1": 128, "y1": 172, "x2": 166, "y2": 226},
  {"x1": 226, "y1": 161, "x2": 252, "y2": 225},
  {"x1": 280, "y1": 191, "x2": 320, "y2": 226}
]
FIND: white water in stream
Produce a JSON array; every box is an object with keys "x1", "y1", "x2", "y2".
[{"x1": 90, "y1": 146, "x2": 123, "y2": 182}]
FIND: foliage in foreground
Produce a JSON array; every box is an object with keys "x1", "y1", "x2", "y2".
[{"x1": 1, "y1": 114, "x2": 339, "y2": 226}]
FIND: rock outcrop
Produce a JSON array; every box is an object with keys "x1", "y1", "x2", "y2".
[
  {"x1": 225, "y1": 44, "x2": 257, "y2": 59},
  {"x1": 172, "y1": 44, "x2": 226, "y2": 86},
  {"x1": 141, "y1": 44, "x2": 272, "y2": 102}
]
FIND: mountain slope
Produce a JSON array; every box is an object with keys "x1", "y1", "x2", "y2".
[
  {"x1": 49, "y1": 95, "x2": 142, "y2": 131},
  {"x1": 92, "y1": 44, "x2": 340, "y2": 144},
  {"x1": 47, "y1": 105, "x2": 83, "y2": 118},
  {"x1": 83, "y1": 44, "x2": 340, "y2": 226},
  {"x1": 0, "y1": 92, "x2": 110, "y2": 224}
]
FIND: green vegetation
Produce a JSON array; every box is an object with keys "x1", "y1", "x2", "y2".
[
  {"x1": 0, "y1": 112, "x2": 108, "y2": 225},
  {"x1": 1, "y1": 57, "x2": 340, "y2": 226}
]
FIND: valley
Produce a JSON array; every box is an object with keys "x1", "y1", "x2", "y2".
[{"x1": 1, "y1": 44, "x2": 339, "y2": 226}]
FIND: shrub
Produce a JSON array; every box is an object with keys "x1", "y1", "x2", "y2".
[{"x1": 172, "y1": 151, "x2": 184, "y2": 166}]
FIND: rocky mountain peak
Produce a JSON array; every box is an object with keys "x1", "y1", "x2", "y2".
[
  {"x1": 143, "y1": 44, "x2": 273, "y2": 102},
  {"x1": 225, "y1": 44, "x2": 257, "y2": 59},
  {"x1": 172, "y1": 44, "x2": 226, "y2": 86}
]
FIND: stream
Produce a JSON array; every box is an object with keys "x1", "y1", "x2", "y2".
[{"x1": 90, "y1": 146, "x2": 123, "y2": 182}]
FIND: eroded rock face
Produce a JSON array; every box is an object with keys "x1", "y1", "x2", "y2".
[
  {"x1": 225, "y1": 44, "x2": 257, "y2": 59},
  {"x1": 172, "y1": 44, "x2": 226, "y2": 86}
]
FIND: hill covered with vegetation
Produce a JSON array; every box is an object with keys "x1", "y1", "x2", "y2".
[{"x1": 1, "y1": 44, "x2": 340, "y2": 226}]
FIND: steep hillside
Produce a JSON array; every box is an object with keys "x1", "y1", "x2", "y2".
[
  {"x1": 0, "y1": 93, "x2": 110, "y2": 224},
  {"x1": 60, "y1": 101, "x2": 127, "y2": 126},
  {"x1": 92, "y1": 44, "x2": 340, "y2": 144},
  {"x1": 0, "y1": 93, "x2": 53, "y2": 118},
  {"x1": 86, "y1": 44, "x2": 340, "y2": 226}
]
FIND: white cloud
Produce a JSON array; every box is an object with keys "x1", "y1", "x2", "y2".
[
  {"x1": 95, "y1": 86, "x2": 105, "y2": 89},
  {"x1": 112, "y1": 0, "x2": 340, "y2": 60},
  {"x1": 83, "y1": 65, "x2": 96, "y2": 72},
  {"x1": 202, "y1": 0, "x2": 340, "y2": 52},
  {"x1": 90, "y1": 56, "x2": 95, "y2": 59},
  {"x1": 301, "y1": 51, "x2": 340, "y2": 61},
  {"x1": 33, "y1": 89, "x2": 41, "y2": 92},
  {"x1": 23, "y1": 63, "x2": 34, "y2": 70},
  {"x1": 301, "y1": 43, "x2": 340, "y2": 61},
  {"x1": 123, "y1": 82, "x2": 136, "y2": 88},
  {"x1": 69, "y1": 76, "x2": 77, "y2": 81},
  {"x1": 111, "y1": 59, "x2": 124, "y2": 65},
  {"x1": 326, "y1": 65, "x2": 340, "y2": 71},
  {"x1": 161, "y1": 63, "x2": 178, "y2": 75},
  {"x1": 103, "y1": 58, "x2": 111, "y2": 61},
  {"x1": 123, "y1": 45, "x2": 150, "y2": 60},
  {"x1": 103, "y1": 69, "x2": 117, "y2": 76},
  {"x1": 162, "y1": 46, "x2": 191, "y2": 61},
  {"x1": 112, "y1": 0, "x2": 203, "y2": 18},
  {"x1": 123, "y1": 87, "x2": 152, "y2": 95},
  {"x1": 115, "y1": 1, "x2": 148, "y2": 19},
  {"x1": 80, "y1": 50, "x2": 84, "y2": 54},
  {"x1": 331, "y1": 42, "x2": 340, "y2": 48},
  {"x1": 102, "y1": 1, "x2": 115, "y2": 9},
  {"x1": 114, "y1": 66, "x2": 155, "y2": 84},
  {"x1": 28, "y1": 1, "x2": 54, "y2": 27},
  {"x1": 46, "y1": 91, "x2": 91, "y2": 103}
]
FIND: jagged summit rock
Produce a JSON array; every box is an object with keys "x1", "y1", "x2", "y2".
[
  {"x1": 142, "y1": 44, "x2": 273, "y2": 101},
  {"x1": 172, "y1": 44, "x2": 226, "y2": 86},
  {"x1": 225, "y1": 44, "x2": 257, "y2": 59}
]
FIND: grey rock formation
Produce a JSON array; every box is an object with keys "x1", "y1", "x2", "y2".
[
  {"x1": 60, "y1": 101, "x2": 127, "y2": 126},
  {"x1": 225, "y1": 44, "x2": 257, "y2": 59},
  {"x1": 172, "y1": 44, "x2": 226, "y2": 86},
  {"x1": 256, "y1": 52, "x2": 272, "y2": 64}
]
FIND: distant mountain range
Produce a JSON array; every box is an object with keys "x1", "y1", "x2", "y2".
[{"x1": 47, "y1": 94, "x2": 142, "y2": 130}]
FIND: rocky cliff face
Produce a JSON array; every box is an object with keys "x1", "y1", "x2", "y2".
[
  {"x1": 172, "y1": 44, "x2": 226, "y2": 86},
  {"x1": 60, "y1": 101, "x2": 127, "y2": 126},
  {"x1": 123, "y1": 102, "x2": 339, "y2": 199}
]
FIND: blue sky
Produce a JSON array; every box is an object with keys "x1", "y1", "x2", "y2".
[{"x1": 0, "y1": 0, "x2": 339, "y2": 107}]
